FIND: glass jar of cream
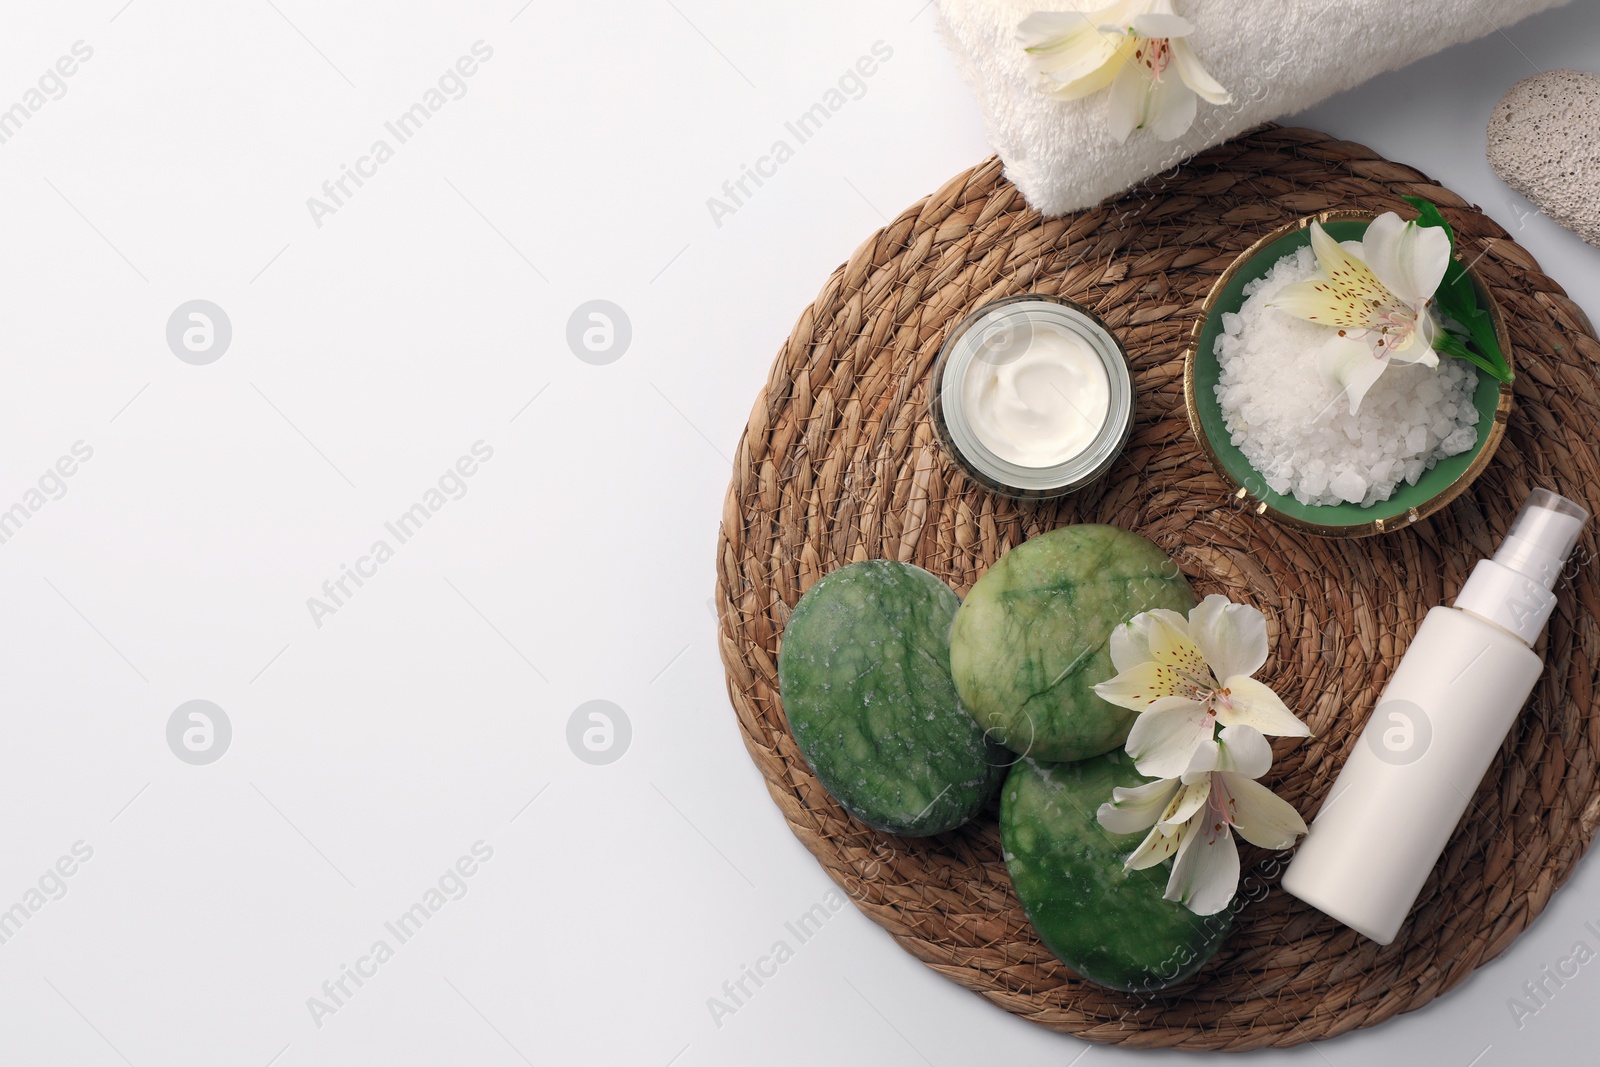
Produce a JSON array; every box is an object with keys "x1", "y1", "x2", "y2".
[{"x1": 931, "y1": 296, "x2": 1134, "y2": 499}]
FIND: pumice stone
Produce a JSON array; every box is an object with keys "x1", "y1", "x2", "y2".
[{"x1": 1486, "y1": 69, "x2": 1600, "y2": 248}]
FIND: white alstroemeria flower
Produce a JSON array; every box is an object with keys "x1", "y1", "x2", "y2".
[
  {"x1": 1098, "y1": 725, "x2": 1308, "y2": 915},
  {"x1": 1270, "y1": 212, "x2": 1453, "y2": 415},
  {"x1": 1019, "y1": 0, "x2": 1231, "y2": 142},
  {"x1": 1093, "y1": 594, "x2": 1309, "y2": 779}
]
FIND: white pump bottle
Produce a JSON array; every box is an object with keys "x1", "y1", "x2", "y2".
[{"x1": 1282, "y1": 489, "x2": 1588, "y2": 945}]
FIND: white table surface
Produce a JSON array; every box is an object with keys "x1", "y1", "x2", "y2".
[{"x1": 2, "y1": 2, "x2": 1598, "y2": 1064}]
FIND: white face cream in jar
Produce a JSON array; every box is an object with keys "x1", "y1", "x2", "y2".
[{"x1": 932, "y1": 296, "x2": 1134, "y2": 499}]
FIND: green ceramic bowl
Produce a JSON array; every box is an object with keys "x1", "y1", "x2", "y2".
[{"x1": 1183, "y1": 210, "x2": 1514, "y2": 538}]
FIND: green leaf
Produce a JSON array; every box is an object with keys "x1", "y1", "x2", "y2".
[
  {"x1": 1459, "y1": 309, "x2": 1504, "y2": 369},
  {"x1": 1403, "y1": 197, "x2": 1472, "y2": 311},
  {"x1": 1404, "y1": 196, "x2": 1512, "y2": 381},
  {"x1": 1403, "y1": 196, "x2": 1456, "y2": 245},
  {"x1": 1433, "y1": 331, "x2": 1472, "y2": 359},
  {"x1": 1434, "y1": 331, "x2": 1511, "y2": 383}
]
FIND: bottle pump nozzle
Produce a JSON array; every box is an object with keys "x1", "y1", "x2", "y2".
[{"x1": 1455, "y1": 489, "x2": 1588, "y2": 646}]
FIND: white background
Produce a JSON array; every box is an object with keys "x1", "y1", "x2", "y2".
[{"x1": 1, "y1": 1, "x2": 1597, "y2": 1064}]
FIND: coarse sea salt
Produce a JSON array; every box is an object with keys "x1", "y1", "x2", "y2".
[{"x1": 1212, "y1": 245, "x2": 1480, "y2": 508}]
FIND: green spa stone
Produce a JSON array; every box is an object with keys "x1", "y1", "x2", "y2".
[
  {"x1": 950, "y1": 525, "x2": 1195, "y2": 762},
  {"x1": 778, "y1": 560, "x2": 1004, "y2": 836},
  {"x1": 1002, "y1": 752, "x2": 1232, "y2": 992}
]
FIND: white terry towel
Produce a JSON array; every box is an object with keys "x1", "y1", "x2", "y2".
[{"x1": 935, "y1": 0, "x2": 1571, "y2": 215}]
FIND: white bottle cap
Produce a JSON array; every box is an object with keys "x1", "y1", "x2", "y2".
[{"x1": 1455, "y1": 489, "x2": 1588, "y2": 645}]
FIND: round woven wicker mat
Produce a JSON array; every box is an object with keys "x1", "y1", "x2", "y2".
[{"x1": 713, "y1": 126, "x2": 1600, "y2": 1049}]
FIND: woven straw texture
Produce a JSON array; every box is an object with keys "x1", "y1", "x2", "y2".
[{"x1": 713, "y1": 127, "x2": 1600, "y2": 1049}]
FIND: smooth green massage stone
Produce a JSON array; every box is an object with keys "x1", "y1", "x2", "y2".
[
  {"x1": 1002, "y1": 752, "x2": 1231, "y2": 992},
  {"x1": 950, "y1": 525, "x2": 1195, "y2": 762},
  {"x1": 778, "y1": 560, "x2": 1004, "y2": 836}
]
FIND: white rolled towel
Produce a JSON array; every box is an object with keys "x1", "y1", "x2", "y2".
[{"x1": 935, "y1": 0, "x2": 1571, "y2": 215}]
